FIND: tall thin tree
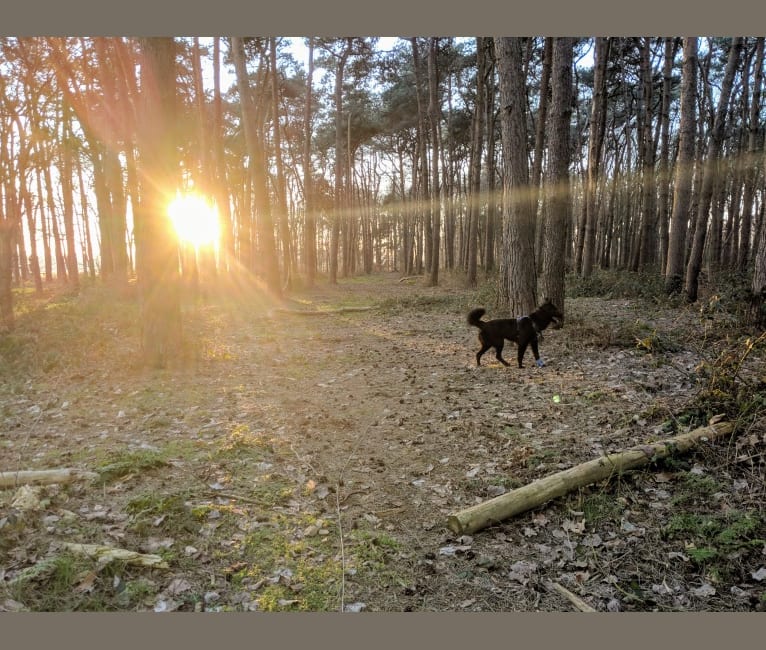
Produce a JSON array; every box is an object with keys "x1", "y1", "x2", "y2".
[
  {"x1": 133, "y1": 37, "x2": 182, "y2": 368},
  {"x1": 494, "y1": 37, "x2": 537, "y2": 315},
  {"x1": 665, "y1": 37, "x2": 698, "y2": 295},
  {"x1": 684, "y1": 37, "x2": 742, "y2": 302},
  {"x1": 540, "y1": 37, "x2": 574, "y2": 312}
]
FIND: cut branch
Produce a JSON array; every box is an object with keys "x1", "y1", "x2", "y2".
[
  {"x1": 0, "y1": 468, "x2": 98, "y2": 488},
  {"x1": 447, "y1": 421, "x2": 734, "y2": 535}
]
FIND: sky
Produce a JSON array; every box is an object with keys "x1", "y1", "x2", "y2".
[{"x1": 200, "y1": 36, "x2": 404, "y2": 92}]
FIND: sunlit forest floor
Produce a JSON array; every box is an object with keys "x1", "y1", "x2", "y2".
[{"x1": 2, "y1": 271, "x2": 765, "y2": 611}]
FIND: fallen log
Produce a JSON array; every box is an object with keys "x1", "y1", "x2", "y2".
[
  {"x1": 0, "y1": 468, "x2": 98, "y2": 489},
  {"x1": 447, "y1": 420, "x2": 735, "y2": 536},
  {"x1": 271, "y1": 306, "x2": 375, "y2": 316}
]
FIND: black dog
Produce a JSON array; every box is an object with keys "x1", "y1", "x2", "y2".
[{"x1": 467, "y1": 299, "x2": 563, "y2": 368}]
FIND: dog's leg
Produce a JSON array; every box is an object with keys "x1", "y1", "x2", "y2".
[
  {"x1": 517, "y1": 338, "x2": 529, "y2": 368},
  {"x1": 531, "y1": 338, "x2": 545, "y2": 367},
  {"x1": 495, "y1": 342, "x2": 511, "y2": 366},
  {"x1": 476, "y1": 339, "x2": 491, "y2": 366}
]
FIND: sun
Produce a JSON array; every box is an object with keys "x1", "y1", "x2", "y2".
[{"x1": 167, "y1": 194, "x2": 220, "y2": 248}]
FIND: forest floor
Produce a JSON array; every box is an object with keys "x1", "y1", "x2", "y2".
[{"x1": 1, "y1": 271, "x2": 766, "y2": 612}]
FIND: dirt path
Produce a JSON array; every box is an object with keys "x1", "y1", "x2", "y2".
[{"x1": 2, "y1": 274, "x2": 765, "y2": 611}]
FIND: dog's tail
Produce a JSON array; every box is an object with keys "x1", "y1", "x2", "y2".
[{"x1": 467, "y1": 308, "x2": 487, "y2": 328}]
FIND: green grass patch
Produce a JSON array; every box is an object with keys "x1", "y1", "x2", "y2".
[
  {"x1": 214, "y1": 424, "x2": 275, "y2": 461},
  {"x1": 566, "y1": 270, "x2": 668, "y2": 301},
  {"x1": 669, "y1": 473, "x2": 723, "y2": 508},
  {"x1": 126, "y1": 491, "x2": 201, "y2": 538},
  {"x1": 96, "y1": 449, "x2": 170, "y2": 484},
  {"x1": 662, "y1": 509, "x2": 766, "y2": 571},
  {"x1": 581, "y1": 492, "x2": 623, "y2": 528},
  {"x1": 1, "y1": 551, "x2": 157, "y2": 611},
  {"x1": 239, "y1": 518, "x2": 344, "y2": 611}
]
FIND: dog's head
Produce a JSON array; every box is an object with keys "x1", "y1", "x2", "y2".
[{"x1": 539, "y1": 298, "x2": 564, "y2": 328}]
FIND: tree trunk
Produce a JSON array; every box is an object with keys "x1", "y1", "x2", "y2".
[
  {"x1": 411, "y1": 38, "x2": 431, "y2": 277},
  {"x1": 685, "y1": 37, "x2": 742, "y2": 302},
  {"x1": 484, "y1": 40, "x2": 498, "y2": 274},
  {"x1": 494, "y1": 37, "x2": 537, "y2": 315},
  {"x1": 270, "y1": 37, "x2": 292, "y2": 290},
  {"x1": 657, "y1": 38, "x2": 678, "y2": 275},
  {"x1": 303, "y1": 37, "x2": 317, "y2": 286},
  {"x1": 738, "y1": 37, "x2": 764, "y2": 274},
  {"x1": 466, "y1": 37, "x2": 486, "y2": 288},
  {"x1": 0, "y1": 219, "x2": 13, "y2": 330},
  {"x1": 213, "y1": 37, "x2": 235, "y2": 273},
  {"x1": 134, "y1": 37, "x2": 182, "y2": 369},
  {"x1": 750, "y1": 126, "x2": 766, "y2": 319},
  {"x1": 581, "y1": 37, "x2": 610, "y2": 278},
  {"x1": 533, "y1": 38, "x2": 553, "y2": 270},
  {"x1": 231, "y1": 36, "x2": 281, "y2": 296},
  {"x1": 638, "y1": 38, "x2": 658, "y2": 271},
  {"x1": 329, "y1": 40, "x2": 351, "y2": 284},
  {"x1": 540, "y1": 38, "x2": 574, "y2": 312},
  {"x1": 58, "y1": 104, "x2": 79, "y2": 290},
  {"x1": 665, "y1": 38, "x2": 699, "y2": 295}
]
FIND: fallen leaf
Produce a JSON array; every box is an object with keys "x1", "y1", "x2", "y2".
[
  {"x1": 74, "y1": 571, "x2": 99, "y2": 593},
  {"x1": 11, "y1": 485, "x2": 44, "y2": 511},
  {"x1": 439, "y1": 545, "x2": 472, "y2": 556},
  {"x1": 751, "y1": 567, "x2": 766, "y2": 582},
  {"x1": 344, "y1": 602, "x2": 366, "y2": 612},
  {"x1": 486, "y1": 485, "x2": 506, "y2": 498},
  {"x1": 0, "y1": 599, "x2": 27, "y2": 612},
  {"x1": 692, "y1": 584, "x2": 716, "y2": 597},
  {"x1": 166, "y1": 578, "x2": 192, "y2": 595},
  {"x1": 154, "y1": 598, "x2": 180, "y2": 613},
  {"x1": 562, "y1": 519, "x2": 586, "y2": 534}
]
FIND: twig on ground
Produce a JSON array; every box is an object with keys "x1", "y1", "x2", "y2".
[{"x1": 545, "y1": 581, "x2": 597, "y2": 612}]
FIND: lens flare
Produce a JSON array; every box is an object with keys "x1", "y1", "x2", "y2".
[{"x1": 167, "y1": 195, "x2": 220, "y2": 247}]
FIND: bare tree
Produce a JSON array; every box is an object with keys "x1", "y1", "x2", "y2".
[
  {"x1": 231, "y1": 36, "x2": 281, "y2": 296},
  {"x1": 685, "y1": 37, "x2": 742, "y2": 302},
  {"x1": 427, "y1": 37, "x2": 441, "y2": 287},
  {"x1": 665, "y1": 38, "x2": 698, "y2": 295},
  {"x1": 581, "y1": 37, "x2": 611, "y2": 278},
  {"x1": 303, "y1": 37, "x2": 317, "y2": 286}
]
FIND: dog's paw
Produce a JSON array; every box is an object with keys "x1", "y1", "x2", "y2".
[{"x1": 535, "y1": 359, "x2": 545, "y2": 368}]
